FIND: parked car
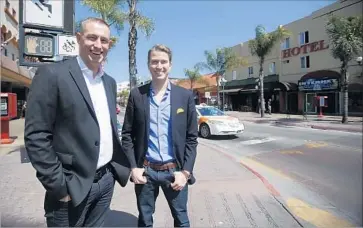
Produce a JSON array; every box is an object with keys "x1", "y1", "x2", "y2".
[{"x1": 196, "y1": 103, "x2": 244, "y2": 138}]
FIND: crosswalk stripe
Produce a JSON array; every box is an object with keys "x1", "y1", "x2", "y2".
[{"x1": 239, "y1": 137, "x2": 277, "y2": 145}]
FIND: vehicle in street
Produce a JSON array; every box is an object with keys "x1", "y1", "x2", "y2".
[{"x1": 196, "y1": 104, "x2": 244, "y2": 138}]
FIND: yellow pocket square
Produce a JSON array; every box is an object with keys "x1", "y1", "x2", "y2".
[{"x1": 176, "y1": 108, "x2": 184, "y2": 114}]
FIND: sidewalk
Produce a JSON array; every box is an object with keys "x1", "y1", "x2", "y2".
[
  {"x1": 226, "y1": 111, "x2": 363, "y2": 133},
  {"x1": 0, "y1": 118, "x2": 25, "y2": 155},
  {"x1": 0, "y1": 129, "x2": 301, "y2": 227}
]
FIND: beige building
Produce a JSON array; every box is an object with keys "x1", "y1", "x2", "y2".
[
  {"x1": 223, "y1": 0, "x2": 363, "y2": 116},
  {"x1": 1, "y1": 0, "x2": 34, "y2": 117}
]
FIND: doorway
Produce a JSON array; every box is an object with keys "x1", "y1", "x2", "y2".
[{"x1": 305, "y1": 93, "x2": 317, "y2": 113}]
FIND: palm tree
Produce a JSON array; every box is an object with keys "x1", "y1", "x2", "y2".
[
  {"x1": 81, "y1": 0, "x2": 155, "y2": 90},
  {"x1": 183, "y1": 64, "x2": 206, "y2": 90},
  {"x1": 80, "y1": 0, "x2": 126, "y2": 49},
  {"x1": 326, "y1": 15, "x2": 363, "y2": 124},
  {"x1": 248, "y1": 25, "x2": 290, "y2": 117},
  {"x1": 127, "y1": 0, "x2": 154, "y2": 90},
  {"x1": 197, "y1": 47, "x2": 246, "y2": 109}
]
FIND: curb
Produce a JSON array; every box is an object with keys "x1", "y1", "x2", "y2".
[
  {"x1": 238, "y1": 161, "x2": 281, "y2": 197},
  {"x1": 310, "y1": 124, "x2": 362, "y2": 133},
  {"x1": 198, "y1": 141, "x2": 281, "y2": 197},
  {"x1": 198, "y1": 141, "x2": 305, "y2": 227}
]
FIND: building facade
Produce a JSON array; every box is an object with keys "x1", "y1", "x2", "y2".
[
  {"x1": 1, "y1": 0, "x2": 34, "y2": 117},
  {"x1": 223, "y1": 0, "x2": 363, "y2": 116}
]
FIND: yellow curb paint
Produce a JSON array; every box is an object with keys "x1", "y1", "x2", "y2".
[
  {"x1": 305, "y1": 142, "x2": 328, "y2": 148},
  {"x1": 280, "y1": 150, "x2": 304, "y2": 155},
  {"x1": 240, "y1": 157, "x2": 291, "y2": 180},
  {"x1": 286, "y1": 198, "x2": 354, "y2": 228}
]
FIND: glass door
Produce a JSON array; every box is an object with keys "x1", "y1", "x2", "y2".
[{"x1": 305, "y1": 93, "x2": 317, "y2": 113}]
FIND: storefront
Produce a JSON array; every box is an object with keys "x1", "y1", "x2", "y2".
[
  {"x1": 348, "y1": 83, "x2": 363, "y2": 116},
  {"x1": 298, "y1": 70, "x2": 340, "y2": 115}
]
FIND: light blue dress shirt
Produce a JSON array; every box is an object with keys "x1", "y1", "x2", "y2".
[{"x1": 145, "y1": 82, "x2": 174, "y2": 163}]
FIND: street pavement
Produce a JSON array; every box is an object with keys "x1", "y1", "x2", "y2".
[
  {"x1": 226, "y1": 111, "x2": 363, "y2": 133},
  {"x1": 200, "y1": 121, "x2": 362, "y2": 227},
  {"x1": 0, "y1": 119, "x2": 301, "y2": 227}
]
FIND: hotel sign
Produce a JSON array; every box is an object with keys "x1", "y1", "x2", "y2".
[
  {"x1": 282, "y1": 40, "x2": 329, "y2": 59},
  {"x1": 298, "y1": 78, "x2": 339, "y2": 91}
]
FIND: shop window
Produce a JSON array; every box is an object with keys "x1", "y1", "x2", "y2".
[
  {"x1": 269, "y1": 62, "x2": 276, "y2": 74},
  {"x1": 300, "y1": 56, "x2": 310, "y2": 68},
  {"x1": 299, "y1": 31, "x2": 309, "y2": 45},
  {"x1": 232, "y1": 70, "x2": 236, "y2": 80},
  {"x1": 248, "y1": 66, "x2": 253, "y2": 76},
  {"x1": 348, "y1": 92, "x2": 363, "y2": 113},
  {"x1": 282, "y1": 37, "x2": 290, "y2": 50}
]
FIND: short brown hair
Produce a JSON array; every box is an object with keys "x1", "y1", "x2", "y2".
[
  {"x1": 80, "y1": 17, "x2": 110, "y2": 33},
  {"x1": 148, "y1": 44, "x2": 172, "y2": 64}
]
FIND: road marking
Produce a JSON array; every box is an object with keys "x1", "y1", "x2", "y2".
[
  {"x1": 305, "y1": 142, "x2": 328, "y2": 148},
  {"x1": 239, "y1": 137, "x2": 277, "y2": 145},
  {"x1": 280, "y1": 150, "x2": 304, "y2": 155},
  {"x1": 286, "y1": 198, "x2": 354, "y2": 227},
  {"x1": 240, "y1": 157, "x2": 291, "y2": 180}
]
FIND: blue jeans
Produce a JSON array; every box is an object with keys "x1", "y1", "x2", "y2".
[
  {"x1": 44, "y1": 170, "x2": 115, "y2": 227},
  {"x1": 135, "y1": 166, "x2": 190, "y2": 227}
]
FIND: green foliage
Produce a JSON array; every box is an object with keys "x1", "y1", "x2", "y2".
[
  {"x1": 183, "y1": 64, "x2": 208, "y2": 89},
  {"x1": 81, "y1": 0, "x2": 127, "y2": 33},
  {"x1": 326, "y1": 15, "x2": 363, "y2": 63},
  {"x1": 197, "y1": 47, "x2": 247, "y2": 77},
  {"x1": 248, "y1": 25, "x2": 290, "y2": 63}
]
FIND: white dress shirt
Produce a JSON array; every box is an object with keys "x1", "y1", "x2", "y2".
[{"x1": 77, "y1": 56, "x2": 113, "y2": 169}]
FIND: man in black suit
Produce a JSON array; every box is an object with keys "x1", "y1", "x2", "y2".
[
  {"x1": 24, "y1": 18, "x2": 130, "y2": 227},
  {"x1": 122, "y1": 44, "x2": 198, "y2": 227}
]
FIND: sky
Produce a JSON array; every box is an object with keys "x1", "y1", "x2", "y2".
[{"x1": 75, "y1": 0, "x2": 335, "y2": 83}]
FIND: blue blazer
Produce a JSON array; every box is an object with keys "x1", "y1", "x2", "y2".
[{"x1": 121, "y1": 82, "x2": 198, "y2": 184}]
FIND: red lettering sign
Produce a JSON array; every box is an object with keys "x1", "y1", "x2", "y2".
[{"x1": 281, "y1": 40, "x2": 329, "y2": 58}]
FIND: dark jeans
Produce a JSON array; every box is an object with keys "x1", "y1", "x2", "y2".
[
  {"x1": 135, "y1": 166, "x2": 190, "y2": 227},
  {"x1": 44, "y1": 170, "x2": 115, "y2": 227}
]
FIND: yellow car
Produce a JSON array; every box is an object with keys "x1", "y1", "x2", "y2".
[{"x1": 196, "y1": 104, "x2": 245, "y2": 138}]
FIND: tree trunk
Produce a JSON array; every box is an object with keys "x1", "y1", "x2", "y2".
[
  {"x1": 341, "y1": 62, "x2": 348, "y2": 124},
  {"x1": 128, "y1": 0, "x2": 138, "y2": 90},
  {"x1": 216, "y1": 76, "x2": 220, "y2": 109},
  {"x1": 259, "y1": 59, "x2": 265, "y2": 118}
]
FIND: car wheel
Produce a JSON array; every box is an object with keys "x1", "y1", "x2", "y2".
[{"x1": 200, "y1": 123, "x2": 211, "y2": 138}]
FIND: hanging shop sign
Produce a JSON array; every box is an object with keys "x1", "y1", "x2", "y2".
[{"x1": 298, "y1": 78, "x2": 339, "y2": 91}]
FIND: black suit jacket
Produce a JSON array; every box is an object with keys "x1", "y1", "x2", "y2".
[
  {"x1": 24, "y1": 57, "x2": 130, "y2": 207},
  {"x1": 121, "y1": 83, "x2": 198, "y2": 184}
]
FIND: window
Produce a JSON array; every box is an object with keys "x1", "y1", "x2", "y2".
[
  {"x1": 4, "y1": 48, "x2": 8, "y2": 56},
  {"x1": 12, "y1": 9, "x2": 16, "y2": 17},
  {"x1": 269, "y1": 62, "x2": 276, "y2": 74},
  {"x1": 300, "y1": 56, "x2": 310, "y2": 68},
  {"x1": 299, "y1": 31, "x2": 309, "y2": 45},
  {"x1": 5, "y1": 0, "x2": 10, "y2": 9},
  {"x1": 232, "y1": 70, "x2": 237, "y2": 80},
  {"x1": 12, "y1": 53, "x2": 15, "y2": 61},
  {"x1": 282, "y1": 37, "x2": 290, "y2": 49},
  {"x1": 248, "y1": 66, "x2": 253, "y2": 76}
]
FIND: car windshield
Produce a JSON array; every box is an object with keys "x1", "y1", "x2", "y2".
[{"x1": 197, "y1": 107, "x2": 224, "y2": 116}]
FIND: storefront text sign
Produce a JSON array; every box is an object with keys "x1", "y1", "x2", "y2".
[
  {"x1": 282, "y1": 40, "x2": 329, "y2": 59},
  {"x1": 298, "y1": 78, "x2": 339, "y2": 91}
]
